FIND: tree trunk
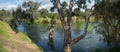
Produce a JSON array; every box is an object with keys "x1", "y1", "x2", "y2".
[
  {"x1": 63, "y1": 43, "x2": 71, "y2": 52},
  {"x1": 47, "y1": 17, "x2": 56, "y2": 51},
  {"x1": 49, "y1": 27, "x2": 54, "y2": 39},
  {"x1": 63, "y1": 0, "x2": 74, "y2": 51},
  {"x1": 47, "y1": 17, "x2": 56, "y2": 39},
  {"x1": 52, "y1": 0, "x2": 93, "y2": 52},
  {"x1": 63, "y1": 23, "x2": 72, "y2": 52}
]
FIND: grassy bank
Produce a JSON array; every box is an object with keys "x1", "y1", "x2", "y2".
[{"x1": 0, "y1": 21, "x2": 43, "y2": 52}]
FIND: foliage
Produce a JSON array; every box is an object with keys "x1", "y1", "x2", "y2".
[
  {"x1": 22, "y1": 1, "x2": 40, "y2": 11},
  {"x1": 39, "y1": 8, "x2": 49, "y2": 17},
  {"x1": 94, "y1": 0, "x2": 120, "y2": 44},
  {"x1": 12, "y1": 1, "x2": 40, "y2": 23},
  {"x1": 72, "y1": 8, "x2": 81, "y2": 16},
  {"x1": 0, "y1": 9, "x2": 13, "y2": 23},
  {"x1": 23, "y1": 1, "x2": 40, "y2": 19},
  {"x1": 75, "y1": 0, "x2": 92, "y2": 10},
  {"x1": 11, "y1": 1, "x2": 40, "y2": 32},
  {"x1": 34, "y1": 17, "x2": 51, "y2": 24},
  {"x1": 72, "y1": 8, "x2": 86, "y2": 20},
  {"x1": 50, "y1": 1, "x2": 68, "y2": 13}
]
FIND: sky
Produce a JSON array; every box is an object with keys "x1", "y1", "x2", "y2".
[{"x1": 0, "y1": 0, "x2": 94, "y2": 10}]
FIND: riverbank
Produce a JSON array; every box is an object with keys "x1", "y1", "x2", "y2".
[
  {"x1": 0, "y1": 21, "x2": 43, "y2": 52},
  {"x1": 34, "y1": 16, "x2": 95, "y2": 25}
]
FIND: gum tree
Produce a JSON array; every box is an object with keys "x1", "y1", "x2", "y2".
[
  {"x1": 94, "y1": 0, "x2": 120, "y2": 45},
  {"x1": 50, "y1": 0, "x2": 94, "y2": 52}
]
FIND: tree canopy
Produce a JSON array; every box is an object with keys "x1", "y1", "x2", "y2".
[
  {"x1": 94, "y1": 0, "x2": 120, "y2": 44},
  {"x1": 39, "y1": 8, "x2": 49, "y2": 17},
  {"x1": 13, "y1": 1, "x2": 40, "y2": 23}
]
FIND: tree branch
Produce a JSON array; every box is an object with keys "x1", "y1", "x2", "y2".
[
  {"x1": 55, "y1": 0, "x2": 66, "y2": 25},
  {"x1": 70, "y1": 4, "x2": 95, "y2": 45},
  {"x1": 67, "y1": 0, "x2": 74, "y2": 24},
  {"x1": 71, "y1": 11, "x2": 94, "y2": 45}
]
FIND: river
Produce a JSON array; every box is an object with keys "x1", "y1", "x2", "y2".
[{"x1": 17, "y1": 23, "x2": 110, "y2": 52}]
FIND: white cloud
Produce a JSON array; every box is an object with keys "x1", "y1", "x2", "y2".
[
  {"x1": 87, "y1": 0, "x2": 95, "y2": 8},
  {"x1": 38, "y1": 0, "x2": 69, "y2": 11},
  {"x1": 38, "y1": 3, "x2": 53, "y2": 10},
  {"x1": 0, "y1": 3, "x2": 17, "y2": 10},
  {"x1": 15, "y1": 0, "x2": 25, "y2": 5},
  {"x1": 39, "y1": 0, "x2": 51, "y2": 4}
]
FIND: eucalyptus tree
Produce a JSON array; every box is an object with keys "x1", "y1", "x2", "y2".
[
  {"x1": 39, "y1": 8, "x2": 49, "y2": 18},
  {"x1": 94, "y1": 0, "x2": 120, "y2": 45},
  {"x1": 22, "y1": 1, "x2": 40, "y2": 22},
  {"x1": 50, "y1": 0, "x2": 94, "y2": 52},
  {"x1": 0, "y1": 9, "x2": 12, "y2": 22},
  {"x1": 12, "y1": 0, "x2": 40, "y2": 23},
  {"x1": 72, "y1": 8, "x2": 86, "y2": 20},
  {"x1": 11, "y1": 0, "x2": 40, "y2": 32}
]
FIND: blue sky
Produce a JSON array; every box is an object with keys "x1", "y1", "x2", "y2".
[
  {"x1": 0, "y1": 0, "x2": 54, "y2": 10},
  {"x1": 0, "y1": 0, "x2": 94, "y2": 10},
  {"x1": 0, "y1": 0, "x2": 24, "y2": 10}
]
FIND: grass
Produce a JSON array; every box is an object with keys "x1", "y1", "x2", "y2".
[
  {"x1": 0, "y1": 21, "x2": 7, "y2": 34},
  {"x1": 0, "y1": 21, "x2": 43, "y2": 52},
  {"x1": 0, "y1": 21, "x2": 31, "y2": 42},
  {"x1": 18, "y1": 32, "x2": 31, "y2": 42},
  {"x1": 0, "y1": 21, "x2": 11, "y2": 41},
  {"x1": 0, "y1": 45, "x2": 7, "y2": 52},
  {"x1": 0, "y1": 28, "x2": 7, "y2": 35},
  {"x1": 38, "y1": 48, "x2": 43, "y2": 52}
]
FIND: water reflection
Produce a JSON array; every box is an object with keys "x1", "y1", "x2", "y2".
[
  {"x1": 17, "y1": 23, "x2": 109, "y2": 52},
  {"x1": 24, "y1": 24, "x2": 41, "y2": 42},
  {"x1": 48, "y1": 38, "x2": 55, "y2": 51}
]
